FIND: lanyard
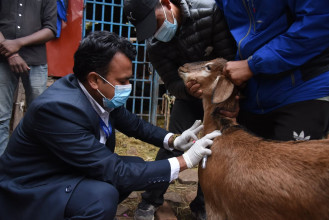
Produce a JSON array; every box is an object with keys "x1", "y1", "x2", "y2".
[{"x1": 99, "y1": 117, "x2": 112, "y2": 139}]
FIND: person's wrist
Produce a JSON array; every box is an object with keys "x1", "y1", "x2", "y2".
[
  {"x1": 169, "y1": 134, "x2": 180, "y2": 149},
  {"x1": 182, "y1": 153, "x2": 193, "y2": 169},
  {"x1": 177, "y1": 155, "x2": 188, "y2": 171},
  {"x1": 8, "y1": 53, "x2": 19, "y2": 59},
  {"x1": 15, "y1": 38, "x2": 24, "y2": 49}
]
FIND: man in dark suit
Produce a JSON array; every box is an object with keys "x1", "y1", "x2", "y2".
[{"x1": 0, "y1": 31, "x2": 220, "y2": 220}]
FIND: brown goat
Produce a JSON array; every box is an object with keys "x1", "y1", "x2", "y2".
[{"x1": 178, "y1": 58, "x2": 329, "y2": 220}]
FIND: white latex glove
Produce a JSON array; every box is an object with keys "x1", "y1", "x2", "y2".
[
  {"x1": 173, "y1": 120, "x2": 204, "y2": 151},
  {"x1": 182, "y1": 130, "x2": 222, "y2": 168}
]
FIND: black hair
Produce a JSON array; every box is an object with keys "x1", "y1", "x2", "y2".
[{"x1": 73, "y1": 31, "x2": 136, "y2": 82}]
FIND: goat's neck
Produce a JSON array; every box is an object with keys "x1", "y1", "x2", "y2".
[
  {"x1": 202, "y1": 95, "x2": 238, "y2": 135},
  {"x1": 202, "y1": 96, "x2": 219, "y2": 135}
]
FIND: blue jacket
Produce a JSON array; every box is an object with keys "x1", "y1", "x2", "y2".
[
  {"x1": 215, "y1": 0, "x2": 329, "y2": 114},
  {"x1": 0, "y1": 74, "x2": 171, "y2": 220}
]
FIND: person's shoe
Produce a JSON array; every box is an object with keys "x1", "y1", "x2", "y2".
[
  {"x1": 134, "y1": 200, "x2": 157, "y2": 220},
  {"x1": 191, "y1": 209, "x2": 207, "y2": 220}
]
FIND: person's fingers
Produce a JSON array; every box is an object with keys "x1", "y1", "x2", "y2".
[
  {"x1": 204, "y1": 130, "x2": 222, "y2": 140},
  {"x1": 189, "y1": 83, "x2": 200, "y2": 93},
  {"x1": 194, "y1": 90, "x2": 202, "y2": 98},
  {"x1": 188, "y1": 133, "x2": 198, "y2": 142},
  {"x1": 189, "y1": 120, "x2": 202, "y2": 130},
  {"x1": 184, "y1": 142, "x2": 193, "y2": 149},
  {"x1": 204, "y1": 139, "x2": 213, "y2": 146},
  {"x1": 203, "y1": 148, "x2": 212, "y2": 156},
  {"x1": 223, "y1": 63, "x2": 229, "y2": 77},
  {"x1": 17, "y1": 63, "x2": 25, "y2": 73},
  {"x1": 192, "y1": 124, "x2": 204, "y2": 135},
  {"x1": 186, "y1": 80, "x2": 196, "y2": 89}
]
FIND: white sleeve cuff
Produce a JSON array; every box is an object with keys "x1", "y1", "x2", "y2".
[
  {"x1": 168, "y1": 157, "x2": 180, "y2": 182},
  {"x1": 163, "y1": 132, "x2": 174, "y2": 151}
]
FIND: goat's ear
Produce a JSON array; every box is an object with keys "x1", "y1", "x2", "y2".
[{"x1": 212, "y1": 76, "x2": 234, "y2": 104}]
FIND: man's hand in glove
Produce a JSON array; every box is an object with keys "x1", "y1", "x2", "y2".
[
  {"x1": 182, "y1": 130, "x2": 222, "y2": 168},
  {"x1": 171, "y1": 120, "x2": 203, "y2": 151}
]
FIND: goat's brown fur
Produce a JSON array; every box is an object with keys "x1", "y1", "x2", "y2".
[{"x1": 178, "y1": 58, "x2": 329, "y2": 220}]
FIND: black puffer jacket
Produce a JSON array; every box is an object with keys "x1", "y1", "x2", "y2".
[{"x1": 147, "y1": 0, "x2": 236, "y2": 100}]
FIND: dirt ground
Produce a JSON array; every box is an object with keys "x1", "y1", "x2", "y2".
[{"x1": 115, "y1": 132, "x2": 198, "y2": 219}]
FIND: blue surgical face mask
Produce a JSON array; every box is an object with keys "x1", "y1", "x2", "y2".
[
  {"x1": 96, "y1": 74, "x2": 132, "y2": 109},
  {"x1": 154, "y1": 3, "x2": 178, "y2": 42}
]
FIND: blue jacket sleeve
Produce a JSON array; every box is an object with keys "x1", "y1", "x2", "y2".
[{"x1": 249, "y1": 0, "x2": 329, "y2": 75}]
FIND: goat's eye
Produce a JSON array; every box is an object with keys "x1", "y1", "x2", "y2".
[{"x1": 205, "y1": 65, "x2": 211, "y2": 71}]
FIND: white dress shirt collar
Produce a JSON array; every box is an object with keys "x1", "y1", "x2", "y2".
[{"x1": 78, "y1": 80, "x2": 112, "y2": 144}]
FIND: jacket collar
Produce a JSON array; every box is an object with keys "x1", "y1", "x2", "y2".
[{"x1": 179, "y1": 0, "x2": 191, "y2": 25}]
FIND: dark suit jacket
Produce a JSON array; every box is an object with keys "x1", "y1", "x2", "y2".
[{"x1": 0, "y1": 74, "x2": 171, "y2": 220}]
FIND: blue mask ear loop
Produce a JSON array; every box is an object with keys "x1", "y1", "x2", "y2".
[
  {"x1": 97, "y1": 88, "x2": 107, "y2": 99},
  {"x1": 160, "y1": 2, "x2": 175, "y2": 24},
  {"x1": 96, "y1": 73, "x2": 115, "y2": 101},
  {"x1": 99, "y1": 117, "x2": 112, "y2": 139},
  {"x1": 97, "y1": 74, "x2": 115, "y2": 89}
]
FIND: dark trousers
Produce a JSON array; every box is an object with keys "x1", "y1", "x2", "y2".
[
  {"x1": 64, "y1": 156, "x2": 150, "y2": 219},
  {"x1": 141, "y1": 99, "x2": 205, "y2": 212},
  {"x1": 64, "y1": 179, "x2": 119, "y2": 220},
  {"x1": 238, "y1": 99, "x2": 329, "y2": 141}
]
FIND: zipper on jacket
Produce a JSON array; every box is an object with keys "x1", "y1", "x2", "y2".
[
  {"x1": 247, "y1": 0, "x2": 256, "y2": 31},
  {"x1": 250, "y1": 0, "x2": 256, "y2": 13},
  {"x1": 238, "y1": 0, "x2": 255, "y2": 59}
]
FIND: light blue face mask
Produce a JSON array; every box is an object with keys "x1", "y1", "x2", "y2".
[
  {"x1": 154, "y1": 3, "x2": 178, "y2": 42},
  {"x1": 96, "y1": 74, "x2": 132, "y2": 109}
]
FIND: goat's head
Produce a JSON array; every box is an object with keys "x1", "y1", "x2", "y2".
[
  {"x1": 179, "y1": 58, "x2": 239, "y2": 130},
  {"x1": 179, "y1": 58, "x2": 238, "y2": 111}
]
